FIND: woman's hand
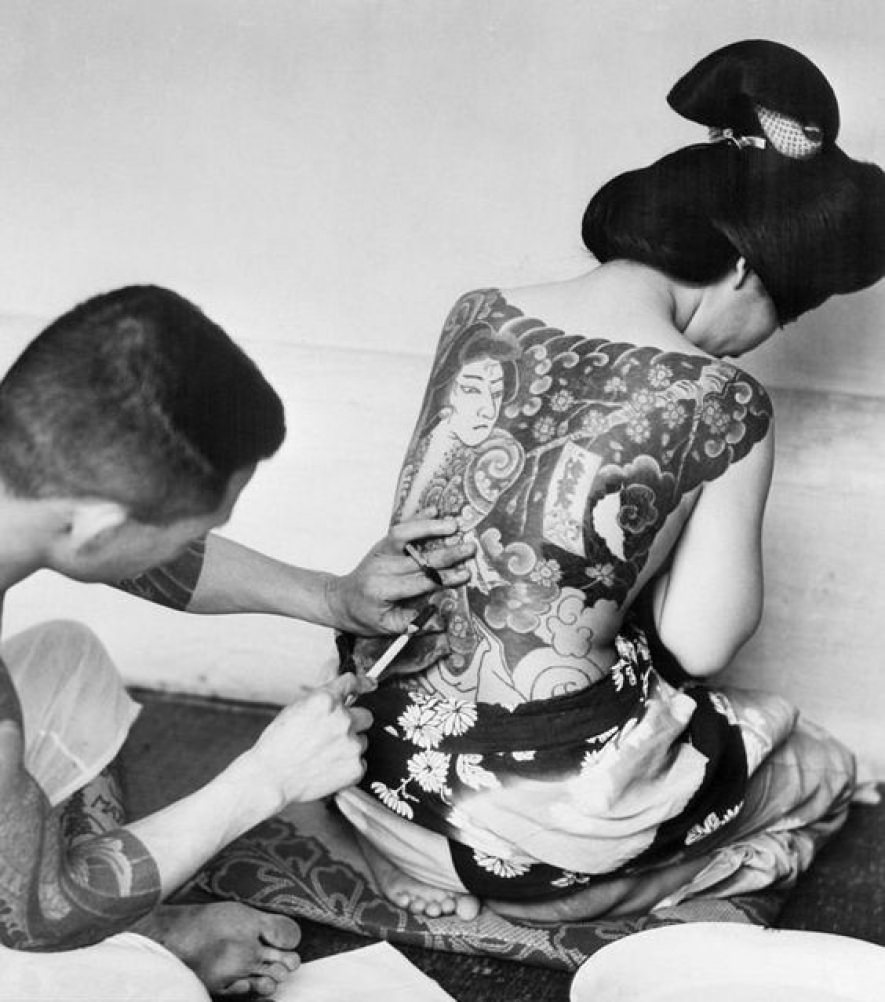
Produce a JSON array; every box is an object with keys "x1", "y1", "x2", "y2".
[{"x1": 324, "y1": 509, "x2": 475, "y2": 635}]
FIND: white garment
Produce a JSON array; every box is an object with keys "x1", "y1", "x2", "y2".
[
  {"x1": 4, "y1": 620, "x2": 141, "y2": 805},
  {"x1": 0, "y1": 620, "x2": 209, "y2": 1002},
  {"x1": 0, "y1": 932, "x2": 209, "y2": 1002}
]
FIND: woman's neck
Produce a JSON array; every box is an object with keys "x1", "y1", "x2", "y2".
[{"x1": 504, "y1": 261, "x2": 707, "y2": 350}]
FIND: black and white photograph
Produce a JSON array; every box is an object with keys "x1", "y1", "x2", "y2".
[{"x1": 0, "y1": 2, "x2": 882, "y2": 999}]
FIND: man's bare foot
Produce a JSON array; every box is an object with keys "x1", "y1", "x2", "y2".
[
  {"x1": 136, "y1": 901, "x2": 301, "y2": 997},
  {"x1": 358, "y1": 834, "x2": 481, "y2": 921}
]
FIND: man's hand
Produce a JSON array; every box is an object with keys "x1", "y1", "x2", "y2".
[
  {"x1": 244, "y1": 674, "x2": 373, "y2": 807},
  {"x1": 324, "y1": 510, "x2": 475, "y2": 635}
]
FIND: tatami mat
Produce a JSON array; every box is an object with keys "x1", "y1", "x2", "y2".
[{"x1": 121, "y1": 688, "x2": 884, "y2": 1002}]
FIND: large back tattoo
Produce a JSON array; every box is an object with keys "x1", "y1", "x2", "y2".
[{"x1": 349, "y1": 289, "x2": 772, "y2": 705}]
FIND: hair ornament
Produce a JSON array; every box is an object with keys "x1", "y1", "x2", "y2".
[
  {"x1": 754, "y1": 104, "x2": 824, "y2": 159},
  {"x1": 707, "y1": 127, "x2": 766, "y2": 151},
  {"x1": 668, "y1": 40, "x2": 841, "y2": 156}
]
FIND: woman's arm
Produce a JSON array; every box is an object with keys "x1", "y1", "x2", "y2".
[{"x1": 650, "y1": 423, "x2": 775, "y2": 677}]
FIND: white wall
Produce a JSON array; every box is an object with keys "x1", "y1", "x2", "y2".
[
  {"x1": 0, "y1": 0, "x2": 882, "y2": 390},
  {"x1": 0, "y1": 2, "x2": 883, "y2": 766}
]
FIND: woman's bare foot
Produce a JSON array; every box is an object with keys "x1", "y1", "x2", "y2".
[
  {"x1": 487, "y1": 857, "x2": 710, "y2": 923},
  {"x1": 136, "y1": 901, "x2": 301, "y2": 997},
  {"x1": 358, "y1": 834, "x2": 481, "y2": 921}
]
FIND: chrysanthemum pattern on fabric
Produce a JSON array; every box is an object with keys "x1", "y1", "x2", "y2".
[{"x1": 358, "y1": 625, "x2": 750, "y2": 898}]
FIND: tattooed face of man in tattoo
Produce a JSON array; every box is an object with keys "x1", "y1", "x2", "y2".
[{"x1": 446, "y1": 359, "x2": 506, "y2": 447}]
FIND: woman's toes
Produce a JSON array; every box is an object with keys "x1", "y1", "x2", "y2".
[
  {"x1": 258, "y1": 946, "x2": 301, "y2": 972},
  {"x1": 250, "y1": 974, "x2": 278, "y2": 996},
  {"x1": 222, "y1": 979, "x2": 252, "y2": 996},
  {"x1": 260, "y1": 914, "x2": 301, "y2": 951},
  {"x1": 261, "y1": 960, "x2": 295, "y2": 983},
  {"x1": 454, "y1": 895, "x2": 481, "y2": 921}
]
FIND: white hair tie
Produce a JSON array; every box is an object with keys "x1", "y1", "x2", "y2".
[{"x1": 708, "y1": 127, "x2": 767, "y2": 151}]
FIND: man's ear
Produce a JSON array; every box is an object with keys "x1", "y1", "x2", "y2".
[
  {"x1": 66, "y1": 500, "x2": 129, "y2": 553},
  {"x1": 733, "y1": 256, "x2": 754, "y2": 289}
]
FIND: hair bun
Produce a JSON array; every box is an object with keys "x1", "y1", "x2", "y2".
[{"x1": 667, "y1": 39, "x2": 840, "y2": 150}]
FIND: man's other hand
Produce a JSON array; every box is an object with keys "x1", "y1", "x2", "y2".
[{"x1": 325, "y1": 509, "x2": 475, "y2": 635}]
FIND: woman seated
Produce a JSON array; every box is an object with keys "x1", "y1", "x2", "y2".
[{"x1": 335, "y1": 39, "x2": 885, "y2": 923}]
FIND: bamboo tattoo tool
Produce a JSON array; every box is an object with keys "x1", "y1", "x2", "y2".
[
  {"x1": 403, "y1": 542, "x2": 444, "y2": 586},
  {"x1": 365, "y1": 604, "x2": 436, "y2": 682},
  {"x1": 343, "y1": 605, "x2": 436, "y2": 707}
]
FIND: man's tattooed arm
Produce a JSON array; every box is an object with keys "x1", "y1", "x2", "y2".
[
  {"x1": 0, "y1": 668, "x2": 160, "y2": 951},
  {"x1": 114, "y1": 537, "x2": 206, "y2": 611}
]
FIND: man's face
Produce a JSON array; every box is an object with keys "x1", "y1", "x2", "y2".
[
  {"x1": 446, "y1": 358, "x2": 505, "y2": 446},
  {"x1": 60, "y1": 465, "x2": 255, "y2": 582}
]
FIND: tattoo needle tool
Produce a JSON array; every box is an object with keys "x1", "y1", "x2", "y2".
[
  {"x1": 365, "y1": 604, "x2": 436, "y2": 683},
  {"x1": 403, "y1": 542, "x2": 444, "y2": 586},
  {"x1": 343, "y1": 605, "x2": 436, "y2": 707}
]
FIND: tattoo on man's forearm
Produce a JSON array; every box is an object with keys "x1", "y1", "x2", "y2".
[
  {"x1": 1, "y1": 766, "x2": 161, "y2": 950},
  {"x1": 114, "y1": 536, "x2": 207, "y2": 610}
]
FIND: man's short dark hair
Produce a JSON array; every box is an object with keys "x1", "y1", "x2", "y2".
[{"x1": 0, "y1": 285, "x2": 286, "y2": 523}]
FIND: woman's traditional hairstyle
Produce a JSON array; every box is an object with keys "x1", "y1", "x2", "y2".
[
  {"x1": 582, "y1": 39, "x2": 885, "y2": 322},
  {"x1": 0, "y1": 285, "x2": 286, "y2": 523}
]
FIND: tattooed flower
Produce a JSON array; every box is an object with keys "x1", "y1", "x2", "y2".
[
  {"x1": 407, "y1": 750, "x2": 451, "y2": 793},
  {"x1": 617, "y1": 484, "x2": 658, "y2": 534},
  {"x1": 648, "y1": 363, "x2": 673, "y2": 389},
  {"x1": 370, "y1": 782, "x2": 414, "y2": 819},
  {"x1": 532, "y1": 414, "x2": 557, "y2": 443},
  {"x1": 530, "y1": 558, "x2": 562, "y2": 587},
  {"x1": 579, "y1": 409, "x2": 608, "y2": 439},
  {"x1": 701, "y1": 399, "x2": 733, "y2": 435},
  {"x1": 604, "y1": 375, "x2": 627, "y2": 397},
  {"x1": 474, "y1": 851, "x2": 531, "y2": 878},
  {"x1": 435, "y1": 699, "x2": 478, "y2": 736},
  {"x1": 625, "y1": 414, "x2": 651, "y2": 443},
  {"x1": 630, "y1": 387, "x2": 657, "y2": 413},
  {"x1": 585, "y1": 562, "x2": 616, "y2": 588},
  {"x1": 455, "y1": 753, "x2": 500, "y2": 791},
  {"x1": 662, "y1": 400, "x2": 687, "y2": 429},
  {"x1": 448, "y1": 613, "x2": 471, "y2": 640},
  {"x1": 398, "y1": 701, "x2": 444, "y2": 749},
  {"x1": 67, "y1": 838, "x2": 137, "y2": 895},
  {"x1": 550, "y1": 388, "x2": 575, "y2": 412}
]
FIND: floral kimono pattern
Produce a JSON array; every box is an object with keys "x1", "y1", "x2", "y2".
[{"x1": 347, "y1": 623, "x2": 750, "y2": 899}]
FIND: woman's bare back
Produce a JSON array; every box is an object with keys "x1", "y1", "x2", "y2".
[{"x1": 348, "y1": 278, "x2": 772, "y2": 705}]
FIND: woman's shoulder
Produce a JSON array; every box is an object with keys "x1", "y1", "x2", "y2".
[
  {"x1": 439, "y1": 287, "x2": 514, "y2": 331},
  {"x1": 441, "y1": 282, "x2": 773, "y2": 417}
]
